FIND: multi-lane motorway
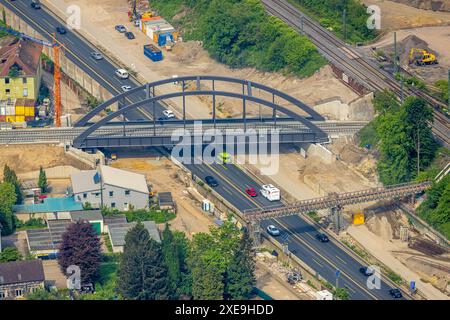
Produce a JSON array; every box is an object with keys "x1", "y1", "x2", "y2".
[{"x1": 1, "y1": 0, "x2": 406, "y2": 299}]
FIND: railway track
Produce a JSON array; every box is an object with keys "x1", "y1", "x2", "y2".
[
  {"x1": 262, "y1": 0, "x2": 450, "y2": 147},
  {"x1": 0, "y1": 121, "x2": 367, "y2": 144}
]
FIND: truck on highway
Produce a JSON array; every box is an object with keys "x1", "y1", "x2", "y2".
[{"x1": 260, "y1": 184, "x2": 281, "y2": 201}]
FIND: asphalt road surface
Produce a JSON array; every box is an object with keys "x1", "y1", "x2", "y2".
[{"x1": 3, "y1": 0, "x2": 405, "y2": 300}]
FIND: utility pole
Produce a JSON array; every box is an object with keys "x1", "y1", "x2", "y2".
[
  {"x1": 300, "y1": 15, "x2": 304, "y2": 34},
  {"x1": 394, "y1": 32, "x2": 398, "y2": 74},
  {"x1": 343, "y1": 9, "x2": 347, "y2": 41}
]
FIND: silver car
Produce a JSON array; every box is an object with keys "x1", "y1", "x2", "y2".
[
  {"x1": 267, "y1": 225, "x2": 280, "y2": 236},
  {"x1": 90, "y1": 51, "x2": 103, "y2": 60}
]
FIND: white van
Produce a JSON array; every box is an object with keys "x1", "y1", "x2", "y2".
[
  {"x1": 115, "y1": 69, "x2": 129, "y2": 79},
  {"x1": 260, "y1": 184, "x2": 281, "y2": 201}
]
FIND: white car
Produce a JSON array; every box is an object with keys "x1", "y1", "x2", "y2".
[
  {"x1": 266, "y1": 225, "x2": 280, "y2": 236},
  {"x1": 115, "y1": 69, "x2": 129, "y2": 79},
  {"x1": 163, "y1": 109, "x2": 175, "y2": 119},
  {"x1": 121, "y1": 85, "x2": 131, "y2": 92}
]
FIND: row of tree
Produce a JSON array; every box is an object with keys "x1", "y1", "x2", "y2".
[
  {"x1": 53, "y1": 219, "x2": 256, "y2": 300},
  {"x1": 0, "y1": 165, "x2": 47, "y2": 235},
  {"x1": 417, "y1": 175, "x2": 450, "y2": 239},
  {"x1": 150, "y1": 0, "x2": 326, "y2": 77},
  {"x1": 117, "y1": 221, "x2": 256, "y2": 300}
]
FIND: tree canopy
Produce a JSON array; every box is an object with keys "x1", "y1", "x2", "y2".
[
  {"x1": 149, "y1": 0, "x2": 326, "y2": 77},
  {"x1": 117, "y1": 222, "x2": 171, "y2": 300},
  {"x1": 3, "y1": 165, "x2": 22, "y2": 204},
  {"x1": 0, "y1": 182, "x2": 17, "y2": 235},
  {"x1": 58, "y1": 221, "x2": 102, "y2": 284}
]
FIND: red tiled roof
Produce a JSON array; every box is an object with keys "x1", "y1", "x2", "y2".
[{"x1": 0, "y1": 38, "x2": 42, "y2": 77}]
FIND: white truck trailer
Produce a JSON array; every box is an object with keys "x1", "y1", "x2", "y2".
[{"x1": 260, "y1": 184, "x2": 281, "y2": 201}]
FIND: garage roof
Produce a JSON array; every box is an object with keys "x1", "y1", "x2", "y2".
[{"x1": 109, "y1": 221, "x2": 160, "y2": 247}]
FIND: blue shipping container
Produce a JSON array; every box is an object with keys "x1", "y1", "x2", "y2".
[
  {"x1": 158, "y1": 33, "x2": 174, "y2": 46},
  {"x1": 144, "y1": 44, "x2": 163, "y2": 62}
]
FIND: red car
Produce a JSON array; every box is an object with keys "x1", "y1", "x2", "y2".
[{"x1": 245, "y1": 187, "x2": 257, "y2": 197}]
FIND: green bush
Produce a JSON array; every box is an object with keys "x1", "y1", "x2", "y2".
[
  {"x1": 289, "y1": 0, "x2": 379, "y2": 43},
  {"x1": 15, "y1": 217, "x2": 46, "y2": 231},
  {"x1": 150, "y1": 0, "x2": 326, "y2": 78}
]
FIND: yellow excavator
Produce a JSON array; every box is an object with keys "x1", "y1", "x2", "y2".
[{"x1": 409, "y1": 48, "x2": 438, "y2": 66}]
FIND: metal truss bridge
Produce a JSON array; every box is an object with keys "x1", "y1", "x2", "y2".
[{"x1": 244, "y1": 181, "x2": 432, "y2": 222}]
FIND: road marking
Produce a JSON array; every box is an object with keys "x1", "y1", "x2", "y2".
[
  {"x1": 204, "y1": 159, "x2": 379, "y2": 299},
  {"x1": 312, "y1": 258, "x2": 323, "y2": 268},
  {"x1": 275, "y1": 219, "x2": 379, "y2": 300},
  {"x1": 335, "y1": 254, "x2": 348, "y2": 265}
]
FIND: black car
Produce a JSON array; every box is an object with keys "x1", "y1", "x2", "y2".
[
  {"x1": 389, "y1": 288, "x2": 403, "y2": 299},
  {"x1": 316, "y1": 233, "x2": 329, "y2": 242},
  {"x1": 125, "y1": 32, "x2": 135, "y2": 40},
  {"x1": 56, "y1": 26, "x2": 67, "y2": 34},
  {"x1": 359, "y1": 266, "x2": 374, "y2": 277},
  {"x1": 205, "y1": 176, "x2": 219, "y2": 187},
  {"x1": 31, "y1": 1, "x2": 41, "y2": 9}
]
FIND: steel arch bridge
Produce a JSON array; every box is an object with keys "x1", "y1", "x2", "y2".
[{"x1": 73, "y1": 76, "x2": 329, "y2": 149}]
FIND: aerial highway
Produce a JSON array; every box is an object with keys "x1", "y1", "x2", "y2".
[
  {"x1": 1, "y1": 0, "x2": 406, "y2": 299},
  {"x1": 262, "y1": 0, "x2": 450, "y2": 148}
]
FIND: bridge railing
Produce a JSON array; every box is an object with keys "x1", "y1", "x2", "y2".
[{"x1": 243, "y1": 181, "x2": 432, "y2": 222}]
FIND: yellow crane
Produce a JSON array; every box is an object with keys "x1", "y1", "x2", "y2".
[{"x1": 409, "y1": 48, "x2": 438, "y2": 66}]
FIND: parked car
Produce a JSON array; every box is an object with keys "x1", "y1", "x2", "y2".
[
  {"x1": 163, "y1": 109, "x2": 175, "y2": 119},
  {"x1": 115, "y1": 25, "x2": 127, "y2": 33},
  {"x1": 389, "y1": 288, "x2": 403, "y2": 299},
  {"x1": 115, "y1": 69, "x2": 129, "y2": 79},
  {"x1": 121, "y1": 85, "x2": 131, "y2": 92},
  {"x1": 359, "y1": 266, "x2": 374, "y2": 277},
  {"x1": 267, "y1": 225, "x2": 280, "y2": 236},
  {"x1": 316, "y1": 233, "x2": 329, "y2": 243},
  {"x1": 125, "y1": 32, "x2": 135, "y2": 40},
  {"x1": 31, "y1": 0, "x2": 41, "y2": 9},
  {"x1": 245, "y1": 187, "x2": 257, "y2": 197},
  {"x1": 205, "y1": 176, "x2": 218, "y2": 187},
  {"x1": 90, "y1": 51, "x2": 103, "y2": 60},
  {"x1": 56, "y1": 26, "x2": 67, "y2": 34}
]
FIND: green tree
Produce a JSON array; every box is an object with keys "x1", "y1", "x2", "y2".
[
  {"x1": 0, "y1": 182, "x2": 17, "y2": 235},
  {"x1": 0, "y1": 247, "x2": 22, "y2": 262},
  {"x1": 38, "y1": 167, "x2": 48, "y2": 193},
  {"x1": 223, "y1": 228, "x2": 256, "y2": 299},
  {"x1": 58, "y1": 221, "x2": 102, "y2": 284},
  {"x1": 3, "y1": 165, "x2": 22, "y2": 204},
  {"x1": 117, "y1": 222, "x2": 171, "y2": 300},
  {"x1": 189, "y1": 221, "x2": 241, "y2": 299},
  {"x1": 402, "y1": 97, "x2": 437, "y2": 175},
  {"x1": 373, "y1": 89, "x2": 400, "y2": 114},
  {"x1": 161, "y1": 224, "x2": 181, "y2": 298},
  {"x1": 333, "y1": 287, "x2": 350, "y2": 300}
]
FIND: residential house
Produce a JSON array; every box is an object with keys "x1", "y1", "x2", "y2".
[
  {"x1": 0, "y1": 259, "x2": 45, "y2": 300},
  {"x1": 71, "y1": 166, "x2": 149, "y2": 210},
  {"x1": 0, "y1": 38, "x2": 42, "y2": 102}
]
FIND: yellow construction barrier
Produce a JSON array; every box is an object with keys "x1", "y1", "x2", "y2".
[{"x1": 353, "y1": 212, "x2": 365, "y2": 225}]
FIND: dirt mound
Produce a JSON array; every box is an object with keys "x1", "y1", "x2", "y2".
[
  {"x1": 383, "y1": 34, "x2": 438, "y2": 66},
  {"x1": 172, "y1": 40, "x2": 208, "y2": 64},
  {"x1": 391, "y1": 0, "x2": 450, "y2": 12}
]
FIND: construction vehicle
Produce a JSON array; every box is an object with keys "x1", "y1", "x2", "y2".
[
  {"x1": 409, "y1": 48, "x2": 438, "y2": 66},
  {"x1": 0, "y1": 25, "x2": 63, "y2": 127}
]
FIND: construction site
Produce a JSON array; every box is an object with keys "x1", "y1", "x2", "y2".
[{"x1": 0, "y1": 0, "x2": 448, "y2": 302}]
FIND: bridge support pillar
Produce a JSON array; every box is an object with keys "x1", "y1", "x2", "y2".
[
  {"x1": 249, "y1": 221, "x2": 262, "y2": 248},
  {"x1": 331, "y1": 205, "x2": 343, "y2": 234}
]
